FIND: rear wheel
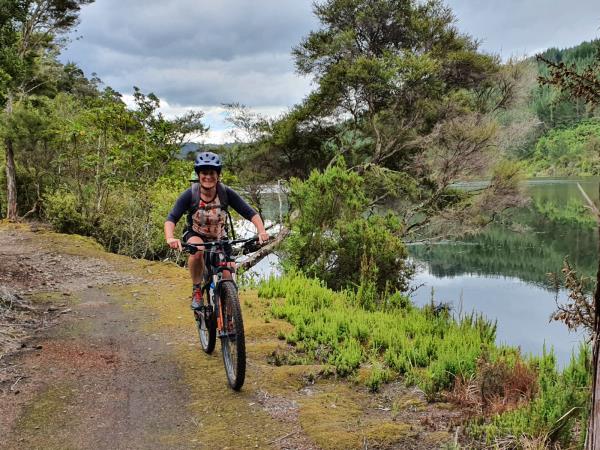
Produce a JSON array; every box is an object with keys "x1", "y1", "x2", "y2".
[
  {"x1": 195, "y1": 288, "x2": 216, "y2": 354},
  {"x1": 219, "y1": 281, "x2": 246, "y2": 390}
]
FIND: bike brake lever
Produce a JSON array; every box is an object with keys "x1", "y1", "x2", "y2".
[{"x1": 184, "y1": 244, "x2": 198, "y2": 255}]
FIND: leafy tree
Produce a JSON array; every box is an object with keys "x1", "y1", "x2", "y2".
[
  {"x1": 37, "y1": 87, "x2": 205, "y2": 256},
  {"x1": 290, "y1": 0, "x2": 512, "y2": 172},
  {"x1": 0, "y1": 0, "x2": 93, "y2": 220},
  {"x1": 234, "y1": 0, "x2": 526, "y2": 294},
  {"x1": 285, "y1": 160, "x2": 410, "y2": 296},
  {"x1": 237, "y1": 0, "x2": 525, "y2": 221},
  {"x1": 538, "y1": 42, "x2": 600, "y2": 105},
  {"x1": 533, "y1": 40, "x2": 600, "y2": 129},
  {"x1": 529, "y1": 119, "x2": 600, "y2": 176}
]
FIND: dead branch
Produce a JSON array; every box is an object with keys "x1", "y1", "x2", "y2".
[
  {"x1": 0, "y1": 287, "x2": 37, "y2": 312},
  {"x1": 238, "y1": 226, "x2": 290, "y2": 271},
  {"x1": 578, "y1": 183, "x2": 600, "y2": 219}
]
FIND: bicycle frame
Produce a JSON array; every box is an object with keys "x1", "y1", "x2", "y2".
[
  {"x1": 183, "y1": 236, "x2": 258, "y2": 390},
  {"x1": 183, "y1": 237, "x2": 257, "y2": 336}
]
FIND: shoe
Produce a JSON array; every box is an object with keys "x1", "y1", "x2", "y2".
[{"x1": 191, "y1": 287, "x2": 203, "y2": 310}]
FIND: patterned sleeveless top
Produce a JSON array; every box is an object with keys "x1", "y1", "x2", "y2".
[{"x1": 191, "y1": 194, "x2": 228, "y2": 239}]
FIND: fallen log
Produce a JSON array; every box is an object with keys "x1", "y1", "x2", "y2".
[{"x1": 238, "y1": 226, "x2": 289, "y2": 272}]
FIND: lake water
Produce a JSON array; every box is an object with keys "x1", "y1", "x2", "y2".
[
  {"x1": 408, "y1": 178, "x2": 598, "y2": 366},
  {"x1": 250, "y1": 177, "x2": 599, "y2": 367}
]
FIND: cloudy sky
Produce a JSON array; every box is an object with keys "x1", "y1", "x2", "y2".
[{"x1": 60, "y1": 0, "x2": 600, "y2": 143}]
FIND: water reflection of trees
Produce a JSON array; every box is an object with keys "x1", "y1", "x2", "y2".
[
  {"x1": 259, "y1": 183, "x2": 599, "y2": 290},
  {"x1": 409, "y1": 212, "x2": 598, "y2": 288}
]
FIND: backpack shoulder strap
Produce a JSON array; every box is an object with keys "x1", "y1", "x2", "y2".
[
  {"x1": 216, "y1": 182, "x2": 229, "y2": 210},
  {"x1": 190, "y1": 183, "x2": 200, "y2": 212},
  {"x1": 191, "y1": 183, "x2": 228, "y2": 211},
  {"x1": 217, "y1": 182, "x2": 235, "y2": 238}
]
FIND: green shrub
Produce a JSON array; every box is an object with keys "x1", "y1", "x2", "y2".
[
  {"x1": 44, "y1": 189, "x2": 87, "y2": 234},
  {"x1": 284, "y1": 160, "x2": 411, "y2": 294},
  {"x1": 528, "y1": 119, "x2": 600, "y2": 176},
  {"x1": 40, "y1": 162, "x2": 190, "y2": 260},
  {"x1": 259, "y1": 272, "x2": 495, "y2": 392},
  {"x1": 365, "y1": 363, "x2": 394, "y2": 392},
  {"x1": 261, "y1": 272, "x2": 590, "y2": 447},
  {"x1": 385, "y1": 290, "x2": 413, "y2": 311}
]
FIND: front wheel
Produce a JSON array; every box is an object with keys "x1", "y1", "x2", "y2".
[
  {"x1": 219, "y1": 281, "x2": 246, "y2": 390},
  {"x1": 195, "y1": 288, "x2": 216, "y2": 354}
]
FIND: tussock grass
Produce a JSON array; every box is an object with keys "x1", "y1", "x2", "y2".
[{"x1": 468, "y1": 346, "x2": 591, "y2": 448}]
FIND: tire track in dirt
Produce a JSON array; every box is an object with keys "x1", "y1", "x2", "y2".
[{"x1": 2, "y1": 288, "x2": 193, "y2": 449}]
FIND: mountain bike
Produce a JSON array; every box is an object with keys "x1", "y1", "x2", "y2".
[{"x1": 183, "y1": 237, "x2": 261, "y2": 391}]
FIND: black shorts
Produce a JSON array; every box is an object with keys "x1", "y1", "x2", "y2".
[
  {"x1": 182, "y1": 229, "x2": 233, "y2": 262},
  {"x1": 181, "y1": 229, "x2": 212, "y2": 243}
]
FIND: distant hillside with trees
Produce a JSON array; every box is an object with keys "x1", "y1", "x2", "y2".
[{"x1": 509, "y1": 39, "x2": 600, "y2": 175}]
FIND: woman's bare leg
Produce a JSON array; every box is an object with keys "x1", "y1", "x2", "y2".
[{"x1": 187, "y1": 235, "x2": 205, "y2": 284}]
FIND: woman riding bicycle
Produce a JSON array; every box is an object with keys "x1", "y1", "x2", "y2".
[{"x1": 164, "y1": 151, "x2": 269, "y2": 309}]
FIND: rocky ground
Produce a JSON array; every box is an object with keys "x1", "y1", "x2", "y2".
[{"x1": 0, "y1": 224, "x2": 466, "y2": 449}]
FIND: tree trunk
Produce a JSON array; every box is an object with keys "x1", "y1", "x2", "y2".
[
  {"x1": 5, "y1": 137, "x2": 17, "y2": 221},
  {"x1": 4, "y1": 95, "x2": 17, "y2": 221},
  {"x1": 238, "y1": 227, "x2": 289, "y2": 271},
  {"x1": 586, "y1": 182, "x2": 600, "y2": 450}
]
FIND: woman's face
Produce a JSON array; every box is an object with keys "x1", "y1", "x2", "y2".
[{"x1": 199, "y1": 169, "x2": 219, "y2": 189}]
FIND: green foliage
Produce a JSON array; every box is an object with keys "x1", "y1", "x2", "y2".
[
  {"x1": 0, "y1": 0, "x2": 95, "y2": 108},
  {"x1": 44, "y1": 189, "x2": 86, "y2": 234},
  {"x1": 259, "y1": 271, "x2": 496, "y2": 395},
  {"x1": 365, "y1": 363, "x2": 394, "y2": 393},
  {"x1": 0, "y1": 1, "x2": 207, "y2": 243},
  {"x1": 1, "y1": 73, "x2": 205, "y2": 259},
  {"x1": 42, "y1": 158, "x2": 191, "y2": 260},
  {"x1": 527, "y1": 119, "x2": 600, "y2": 176},
  {"x1": 284, "y1": 161, "x2": 410, "y2": 295},
  {"x1": 534, "y1": 39, "x2": 600, "y2": 129},
  {"x1": 504, "y1": 39, "x2": 600, "y2": 168},
  {"x1": 231, "y1": 0, "x2": 508, "y2": 202}
]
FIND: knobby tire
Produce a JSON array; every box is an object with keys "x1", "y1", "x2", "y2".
[
  {"x1": 195, "y1": 288, "x2": 216, "y2": 354},
  {"x1": 219, "y1": 281, "x2": 246, "y2": 391}
]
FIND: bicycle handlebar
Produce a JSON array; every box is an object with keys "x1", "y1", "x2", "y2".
[{"x1": 181, "y1": 236, "x2": 264, "y2": 255}]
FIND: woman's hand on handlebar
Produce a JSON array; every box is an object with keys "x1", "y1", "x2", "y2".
[{"x1": 166, "y1": 237, "x2": 182, "y2": 251}]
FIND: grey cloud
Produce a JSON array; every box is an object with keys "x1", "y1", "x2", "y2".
[
  {"x1": 100, "y1": 52, "x2": 313, "y2": 106},
  {"x1": 68, "y1": 44, "x2": 312, "y2": 106},
  {"x1": 61, "y1": 0, "x2": 318, "y2": 106},
  {"x1": 61, "y1": 0, "x2": 600, "y2": 111},
  {"x1": 68, "y1": 0, "x2": 317, "y2": 61}
]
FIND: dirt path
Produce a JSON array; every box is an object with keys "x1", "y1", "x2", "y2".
[{"x1": 0, "y1": 225, "x2": 460, "y2": 450}]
